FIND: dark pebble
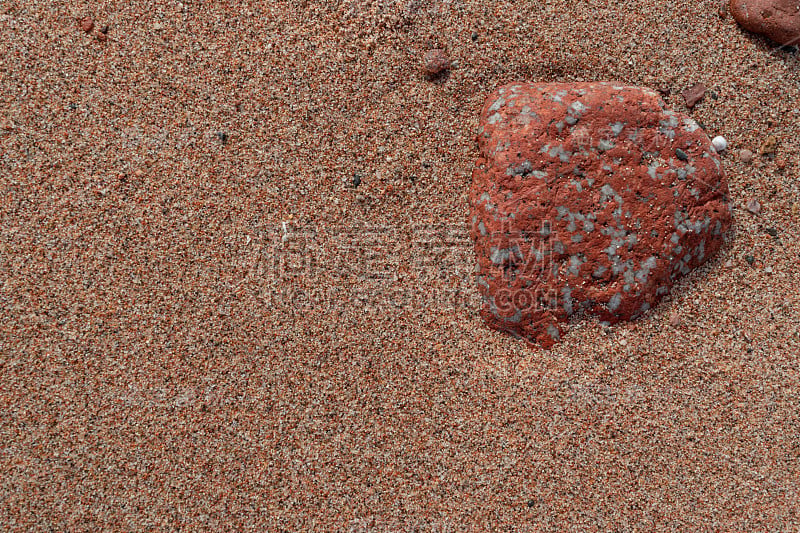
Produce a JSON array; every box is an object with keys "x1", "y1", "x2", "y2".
[
  {"x1": 471, "y1": 32, "x2": 479, "y2": 42},
  {"x1": 352, "y1": 174, "x2": 362, "y2": 187},
  {"x1": 215, "y1": 131, "x2": 228, "y2": 144},
  {"x1": 745, "y1": 255, "x2": 755, "y2": 265},
  {"x1": 527, "y1": 499, "x2": 536, "y2": 508},
  {"x1": 765, "y1": 227, "x2": 778, "y2": 237},
  {"x1": 676, "y1": 148, "x2": 688, "y2": 161}
]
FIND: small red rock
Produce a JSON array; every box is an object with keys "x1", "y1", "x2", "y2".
[
  {"x1": 80, "y1": 16, "x2": 94, "y2": 33},
  {"x1": 669, "y1": 311, "x2": 682, "y2": 327},
  {"x1": 730, "y1": 0, "x2": 800, "y2": 46},
  {"x1": 682, "y1": 83, "x2": 706, "y2": 108},
  {"x1": 422, "y1": 49, "x2": 450, "y2": 79},
  {"x1": 471, "y1": 82, "x2": 731, "y2": 347}
]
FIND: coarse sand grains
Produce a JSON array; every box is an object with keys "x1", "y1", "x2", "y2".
[{"x1": 1, "y1": 1, "x2": 799, "y2": 530}]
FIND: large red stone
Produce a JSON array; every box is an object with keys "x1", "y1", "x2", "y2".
[
  {"x1": 730, "y1": 0, "x2": 800, "y2": 46},
  {"x1": 470, "y1": 82, "x2": 732, "y2": 348}
]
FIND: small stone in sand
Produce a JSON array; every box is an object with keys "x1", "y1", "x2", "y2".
[
  {"x1": 739, "y1": 149, "x2": 753, "y2": 162},
  {"x1": 669, "y1": 312, "x2": 681, "y2": 327},
  {"x1": 711, "y1": 136, "x2": 727, "y2": 152},
  {"x1": 730, "y1": 0, "x2": 800, "y2": 45},
  {"x1": 423, "y1": 49, "x2": 450, "y2": 79},
  {"x1": 676, "y1": 148, "x2": 689, "y2": 161},
  {"x1": 80, "y1": 16, "x2": 94, "y2": 33},
  {"x1": 682, "y1": 83, "x2": 706, "y2": 108},
  {"x1": 352, "y1": 174, "x2": 361, "y2": 188},
  {"x1": 760, "y1": 135, "x2": 778, "y2": 156},
  {"x1": 746, "y1": 198, "x2": 761, "y2": 214}
]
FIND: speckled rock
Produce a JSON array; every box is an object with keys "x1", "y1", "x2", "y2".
[
  {"x1": 470, "y1": 82, "x2": 732, "y2": 348},
  {"x1": 80, "y1": 16, "x2": 94, "y2": 33},
  {"x1": 730, "y1": 0, "x2": 800, "y2": 45},
  {"x1": 422, "y1": 49, "x2": 450, "y2": 79}
]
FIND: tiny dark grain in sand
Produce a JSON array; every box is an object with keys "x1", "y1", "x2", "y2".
[{"x1": 1, "y1": 0, "x2": 799, "y2": 530}]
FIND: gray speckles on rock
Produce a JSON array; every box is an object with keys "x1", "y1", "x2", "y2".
[
  {"x1": 597, "y1": 139, "x2": 616, "y2": 151},
  {"x1": 608, "y1": 293, "x2": 622, "y2": 311},
  {"x1": 682, "y1": 118, "x2": 700, "y2": 132},
  {"x1": 562, "y1": 286, "x2": 574, "y2": 314},
  {"x1": 487, "y1": 112, "x2": 502, "y2": 124},
  {"x1": 548, "y1": 144, "x2": 571, "y2": 163},
  {"x1": 507, "y1": 160, "x2": 533, "y2": 177},
  {"x1": 592, "y1": 264, "x2": 607, "y2": 278},
  {"x1": 488, "y1": 97, "x2": 506, "y2": 112}
]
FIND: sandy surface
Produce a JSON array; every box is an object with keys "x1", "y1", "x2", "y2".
[{"x1": 1, "y1": 0, "x2": 799, "y2": 530}]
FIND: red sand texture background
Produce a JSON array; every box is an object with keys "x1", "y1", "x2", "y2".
[{"x1": 2, "y1": 0, "x2": 800, "y2": 530}]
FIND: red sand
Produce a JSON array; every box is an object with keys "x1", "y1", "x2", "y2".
[{"x1": 1, "y1": 1, "x2": 799, "y2": 530}]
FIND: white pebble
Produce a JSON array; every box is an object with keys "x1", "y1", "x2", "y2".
[{"x1": 711, "y1": 135, "x2": 727, "y2": 152}]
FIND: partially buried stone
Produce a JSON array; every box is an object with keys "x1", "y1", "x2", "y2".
[
  {"x1": 730, "y1": 0, "x2": 800, "y2": 46},
  {"x1": 80, "y1": 16, "x2": 94, "y2": 33},
  {"x1": 682, "y1": 83, "x2": 706, "y2": 108},
  {"x1": 746, "y1": 198, "x2": 762, "y2": 214},
  {"x1": 760, "y1": 134, "x2": 778, "y2": 156},
  {"x1": 470, "y1": 81, "x2": 732, "y2": 348},
  {"x1": 423, "y1": 49, "x2": 450, "y2": 79}
]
